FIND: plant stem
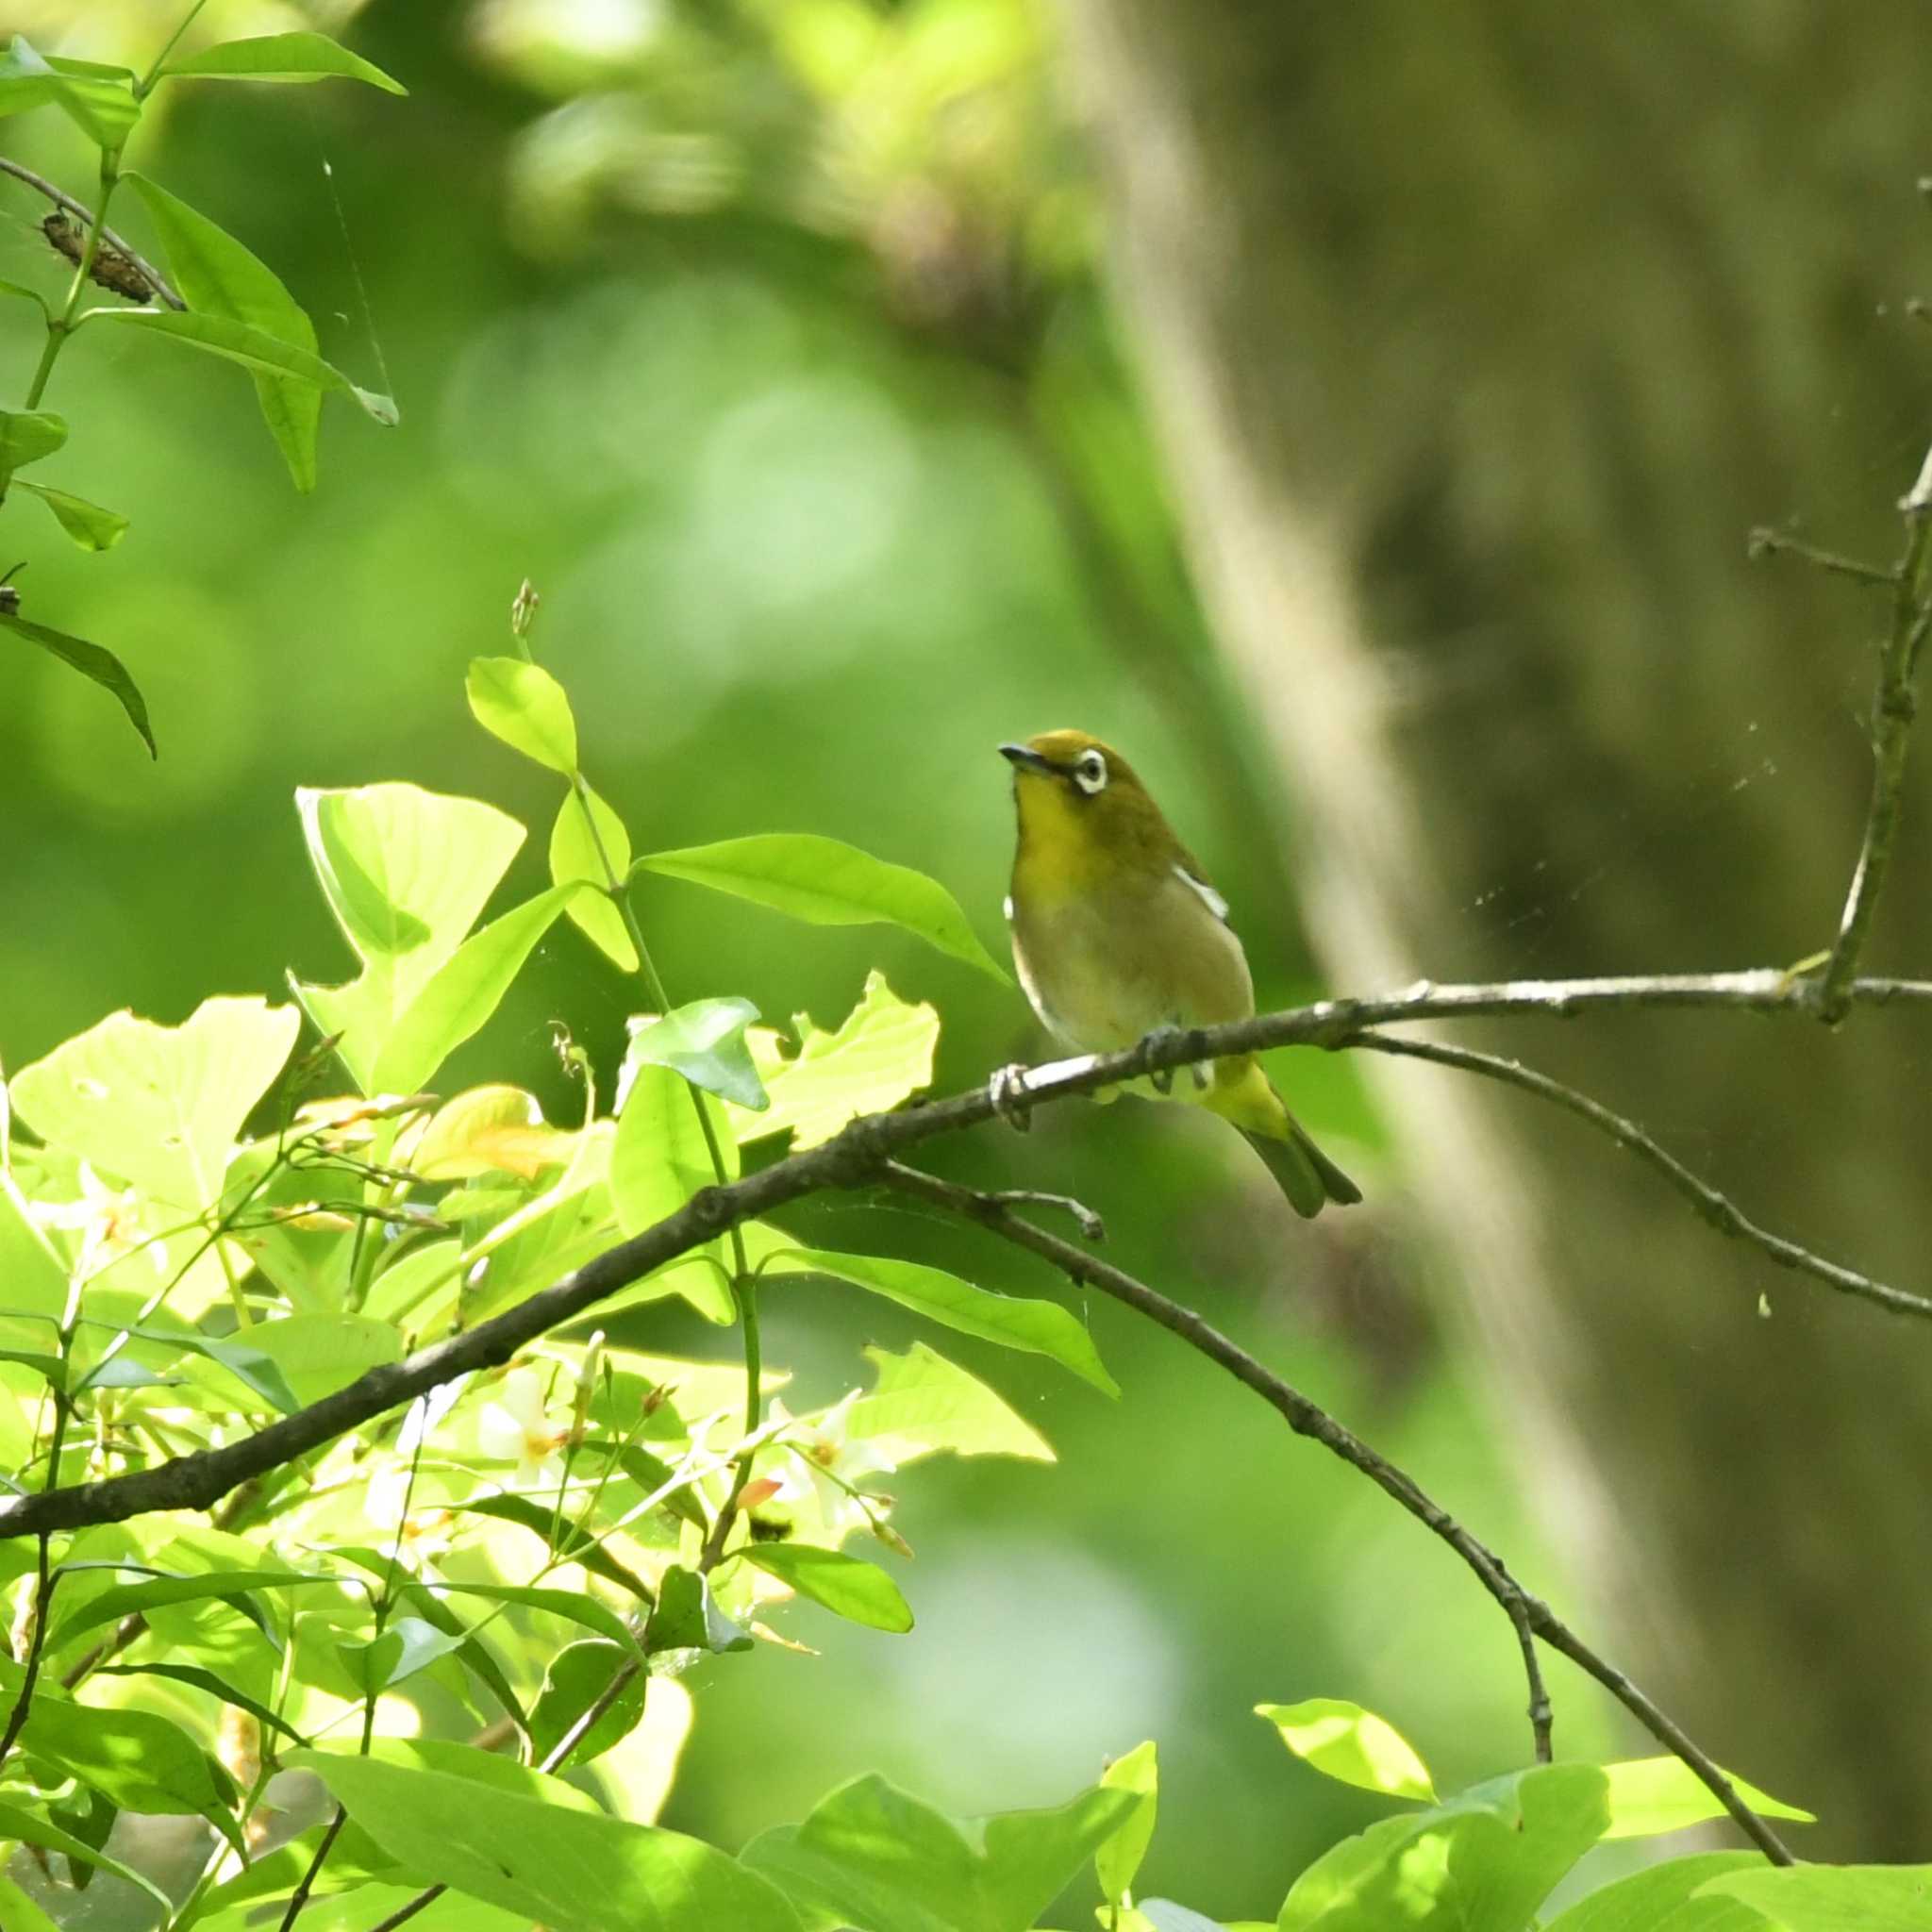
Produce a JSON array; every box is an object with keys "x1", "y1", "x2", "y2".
[
  {"x1": 137, "y1": 0, "x2": 210, "y2": 97},
  {"x1": 23, "y1": 146, "x2": 123, "y2": 414}
]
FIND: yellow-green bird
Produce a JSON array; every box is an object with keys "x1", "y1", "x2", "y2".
[{"x1": 1000, "y1": 729, "x2": 1360, "y2": 1218}]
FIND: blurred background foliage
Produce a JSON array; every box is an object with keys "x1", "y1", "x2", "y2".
[{"x1": 15, "y1": 0, "x2": 1928, "y2": 1917}]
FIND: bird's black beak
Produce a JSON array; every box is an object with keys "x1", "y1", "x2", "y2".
[{"x1": 999, "y1": 742, "x2": 1055, "y2": 775}]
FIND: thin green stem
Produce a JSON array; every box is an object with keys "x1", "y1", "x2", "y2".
[
  {"x1": 23, "y1": 147, "x2": 122, "y2": 414},
  {"x1": 137, "y1": 0, "x2": 210, "y2": 97}
]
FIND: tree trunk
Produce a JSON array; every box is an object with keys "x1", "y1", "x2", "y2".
[{"x1": 1056, "y1": 0, "x2": 1932, "y2": 1852}]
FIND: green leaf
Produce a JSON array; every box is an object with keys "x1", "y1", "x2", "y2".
[
  {"x1": 768, "y1": 1248, "x2": 1119, "y2": 1397},
  {"x1": 467, "y1": 656, "x2": 579, "y2": 773},
  {"x1": 0, "y1": 407, "x2": 67, "y2": 469},
  {"x1": 0, "y1": 1797, "x2": 170, "y2": 1912},
  {"x1": 135, "y1": 1325, "x2": 304, "y2": 1414},
  {"x1": 629, "y1": 999, "x2": 769, "y2": 1111},
  {"x1": 247, "y1": 1314, "x2": 403, "y2": 1406},
  {"x1": 285, "y1": 1751, "x2": 802, "y2": 1932},
  {"x1": 22, "y1": 1697, "x2": 240, "y2": 1846},
  {"x1": 1097, "y1": 1741, "x2": 1159, "y2": 1908},
  {"x1": 644, "y1": 1564, "x2": 751, "y2": 1655},
  {"x1": 0, "y1": 278, "x2": 49, "y2": 319},
  {"x1": 431, "y1": 1581, "x2": 641, "y2": 1654},
  {"x1": 9, "y1": 996, "x2": 299, "y2": 1210},
  {"x1": 1256, "y1": 1699, "x2": 1435, "y2": 1804},
  {"x1": 634, "y1": 833, "x2": 1008, "y2": 982},
  {"x1": 549, "y1": 785, "x2": 637, "y2": 970},
  {"x1": 77, "y1": 307, "x2": 397, "y2": 425},
  {"x1": 742, "y1": 1773, "x2": 1139, "y2": 1932},
  {"x1": 370, "y1": 883, "x2": 584, "y2": 1094},
  {"x1": 0, "y1": 1874, "x2": 62, "y2": 1932},
  {"x1": 1541, "y1": 1852, "x2": 1763, "y2": 1932},
  {"x1": 42, "y1": 1566, "x2": 326, "y2": 1655},
  {"x1": 347, "y1": 1616, "x2": 467, "y2": 1693},
  {"x1": 0, "y1": 610, "x2": 154, "y2": 756},
  {"x1": 609, "y1": 1058, "x2": 738, "y2": 1321},
  {"x1": 95, "y1": 1662, "x2": 314, "y2": 1749},
  {"x1": 455, "y1": 1493, "x2": 656, "y2": 1601},
  {"x1": 1275, "y1": 1765, "x2": 1610, "y2": 1932},
  {"x1": 531, "y1": 1639, "x2": 648, "y2": 1768},
  {"x1": 846, "y1": 1341, "x2": 1054, "y2": 1464},
  {"x1": 739, "y1": 1543, "x2": 912, "y2": 1632},
  {"x1": 733, "y1": 971, "x2": 939, "y2": 1148},
  {"x1": 1704, "y1": 1865, "x2": 1932, "y2": 1930},
  {"x1": 0, "y1": 40, "x2": 140, "y2": 148},
  {"x1": 124, "y1": 173, "x2": 323, "y2": 491},
  {"x1": 1138, "y1": 1908, "x2": 1227, "y2": 1932},
  {"x1": 291, "y1": 784, "x2": 526, "y2": 1092},
  {"x1": 162, "y1": 31, "x2": 407, "y2": 93},
  {"x1": 11, "y1": 478, "x2": 128, "y2": 550},
  {"x1": 1600, "y1": 1757, "x2": 1814, "y2": 1840}
]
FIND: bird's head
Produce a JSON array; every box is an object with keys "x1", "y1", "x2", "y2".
[{"x1": 999, "y1": 730, "x2": 1174, "y2": 873}]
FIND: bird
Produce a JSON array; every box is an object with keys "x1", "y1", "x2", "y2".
[{"x1": 999, "y1": 728, "x2": 1360, "y2": 1217}]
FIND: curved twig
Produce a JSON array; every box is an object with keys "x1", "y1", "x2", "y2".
[
  {"x1": 1349, "y1": 1032, "x2": 1932, "y2": 1322},
  {"x1": 0, "y1": 157, "x2": 186, "y2": 310},
  {"x1": 879, "y1": 1159, "x2": 1791, "y2": 1864}
]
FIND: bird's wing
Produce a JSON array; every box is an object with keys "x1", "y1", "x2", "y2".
[{"x1": 1172, "y1": 858, "x2": 1229, "y2": 924}]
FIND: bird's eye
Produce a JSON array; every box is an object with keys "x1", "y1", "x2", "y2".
[{"x1": 1073, "y1": 750, "x2": 1108, "y2": 795}]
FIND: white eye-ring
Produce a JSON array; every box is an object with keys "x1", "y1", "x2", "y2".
[{"x1": 1073, "y1": 749, "x2": 1108, "y2": 795}]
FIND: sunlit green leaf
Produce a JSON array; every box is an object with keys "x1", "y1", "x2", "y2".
[
  {"x1": 610, "y1": 1055, "x2": 738, "y2": 1321},
  {"x1": 77, "y1": 307, "x2": 397, "y2": 425},
  {"x1": 247, "y1": 1313, "x2": 403, "y2": 1406},
  {"x1": 372, "y1": 883, "x2": 584, "y2": 1093},
  {"x1": 0, "y1": 1798, "x2": 170, "y2": 1911},
  {"x1": 0, "y1": 40, "x2": 139, "y2": 148},
  {"x1": 0, "y1": 407, "x2": 66, "y2": 469},
  {"x1": 740, "y1": 1543, "x2": 912, "y2": 1632},
  {"x1": 645, "y1": 1565, "x2": 750, "y2": 1655},
  {"x1": 42, "y1": 1565, "x2": 326, "y2": 1655},
  {"x1": 634, "y1": 833, "x2": 1008, "y2": 982},
  {"x1": 162, "y1": 31, "x2": 407, "y2": 93},
  {"x1": 1257, "y1": 1699, "x2": 1435, "y2": 1804},
  {"x1": 0, "y1": 610, "x2": 154, "y2": 756},
  {"x1": 11, "y1": 478, "x2": 128, "y2": 550},
  {"x1": 845, "y1": 1341, "x2": 1054, "y2": 1463},
  {"x1": 629, "y1": 998, "x2": 769, "y2": 1110},
  {"x1": 430, "y1": 1580, "x2": 641, "y2": 1654},
  {"x1": 347, "y1": 1616, "x2": 468, "y2": 1693},
  {"x1": 95, "y1": 1661, "x2": 313, "y2": 1750},
  {"x1": 22, "y1": 1698, "x2": 240, "y2": 1847},
  {"x1": 1599, "y1": 1757, "x2": 1813, "y2": 1840},
  {"x1": 10, "y1": 996, "x2": 299, "y2": 1210},
  {"x1": 1097, "y1": 1741, "x2": 1158, "y2": 1908},
  {"x1": 285, "y1": 1750, "x2": 801, "y2": 1932},
  {"x1": 732, "y1": 970, "x2": 938, "y2": 1147},
  {"x1": 0, "y1": 1874, "x2": 62, "y2": 1932},
  {"x1": 532, "y1": 1639, "x2": 648, "y2": 1768},
  {"x1": 467, "y1": 656, "x2": 579, "y2": 773},
  {"x1": 125, "y1": 173, "x2": 323, "y2": 491},
  {"x1": 767, "y1": 1248, "x2": 1118, "y2": 1396},
  {"x1": 291, "y1": 784, "x2": 525, "y2": 1092},
  {"x1": 1704, "y1": 1864, "x2": 1932, "y2": 1930},
  {"x1": 741, "y1": 1773, "x2": 1138, "y2": 1932},
  {"x1": 549, "y1": 784, "x2": 638, "y2": 970},
  {"x1": 1275, "y1": 1765, "x2": 1609, "y2": 1932},
  {"x1": 455, "y1": 1493, "x2": 655, "y2": 1601},
  {"x1": 1541, "y1": 1851, "x2": 1762, "y2": 1932}
]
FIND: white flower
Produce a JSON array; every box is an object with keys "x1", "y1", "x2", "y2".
[
  {"x1": 478, "y1": 1366, "x2": 569, "y2": 1490},
  {"x1": 31, "y1": 1162, "x2": 164, "y2": 1283}
]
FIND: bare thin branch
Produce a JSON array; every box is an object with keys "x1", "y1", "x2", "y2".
[
  {"x1": 3, "y1": 969, "x2": 1931, "y2": 1543},
  {"x1": 1350, "y1": 1032, "x2": 1932, "y2": 1322},
  {"x1": 880, "y1": 1161, "x2": 1790, "y2": 1858},
  {"x1": 0, "y1": 158, "x2": 186, "y2": 310},
  {"x1": 1745, "y1": 527, "x2": 1896, "y2": 588}
]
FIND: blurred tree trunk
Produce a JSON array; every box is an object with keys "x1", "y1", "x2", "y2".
[{"x1": 1056, "y1": 2, "x2": 1932, "y2": 1852}]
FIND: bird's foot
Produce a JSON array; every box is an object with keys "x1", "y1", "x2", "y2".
[
  {"x1": 1138, "y1": 1023, "x2": 1209, "y2": 1094},
  {"x1": 988, "y1": 1062, "x2": 1034, "y2": 1132}
]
